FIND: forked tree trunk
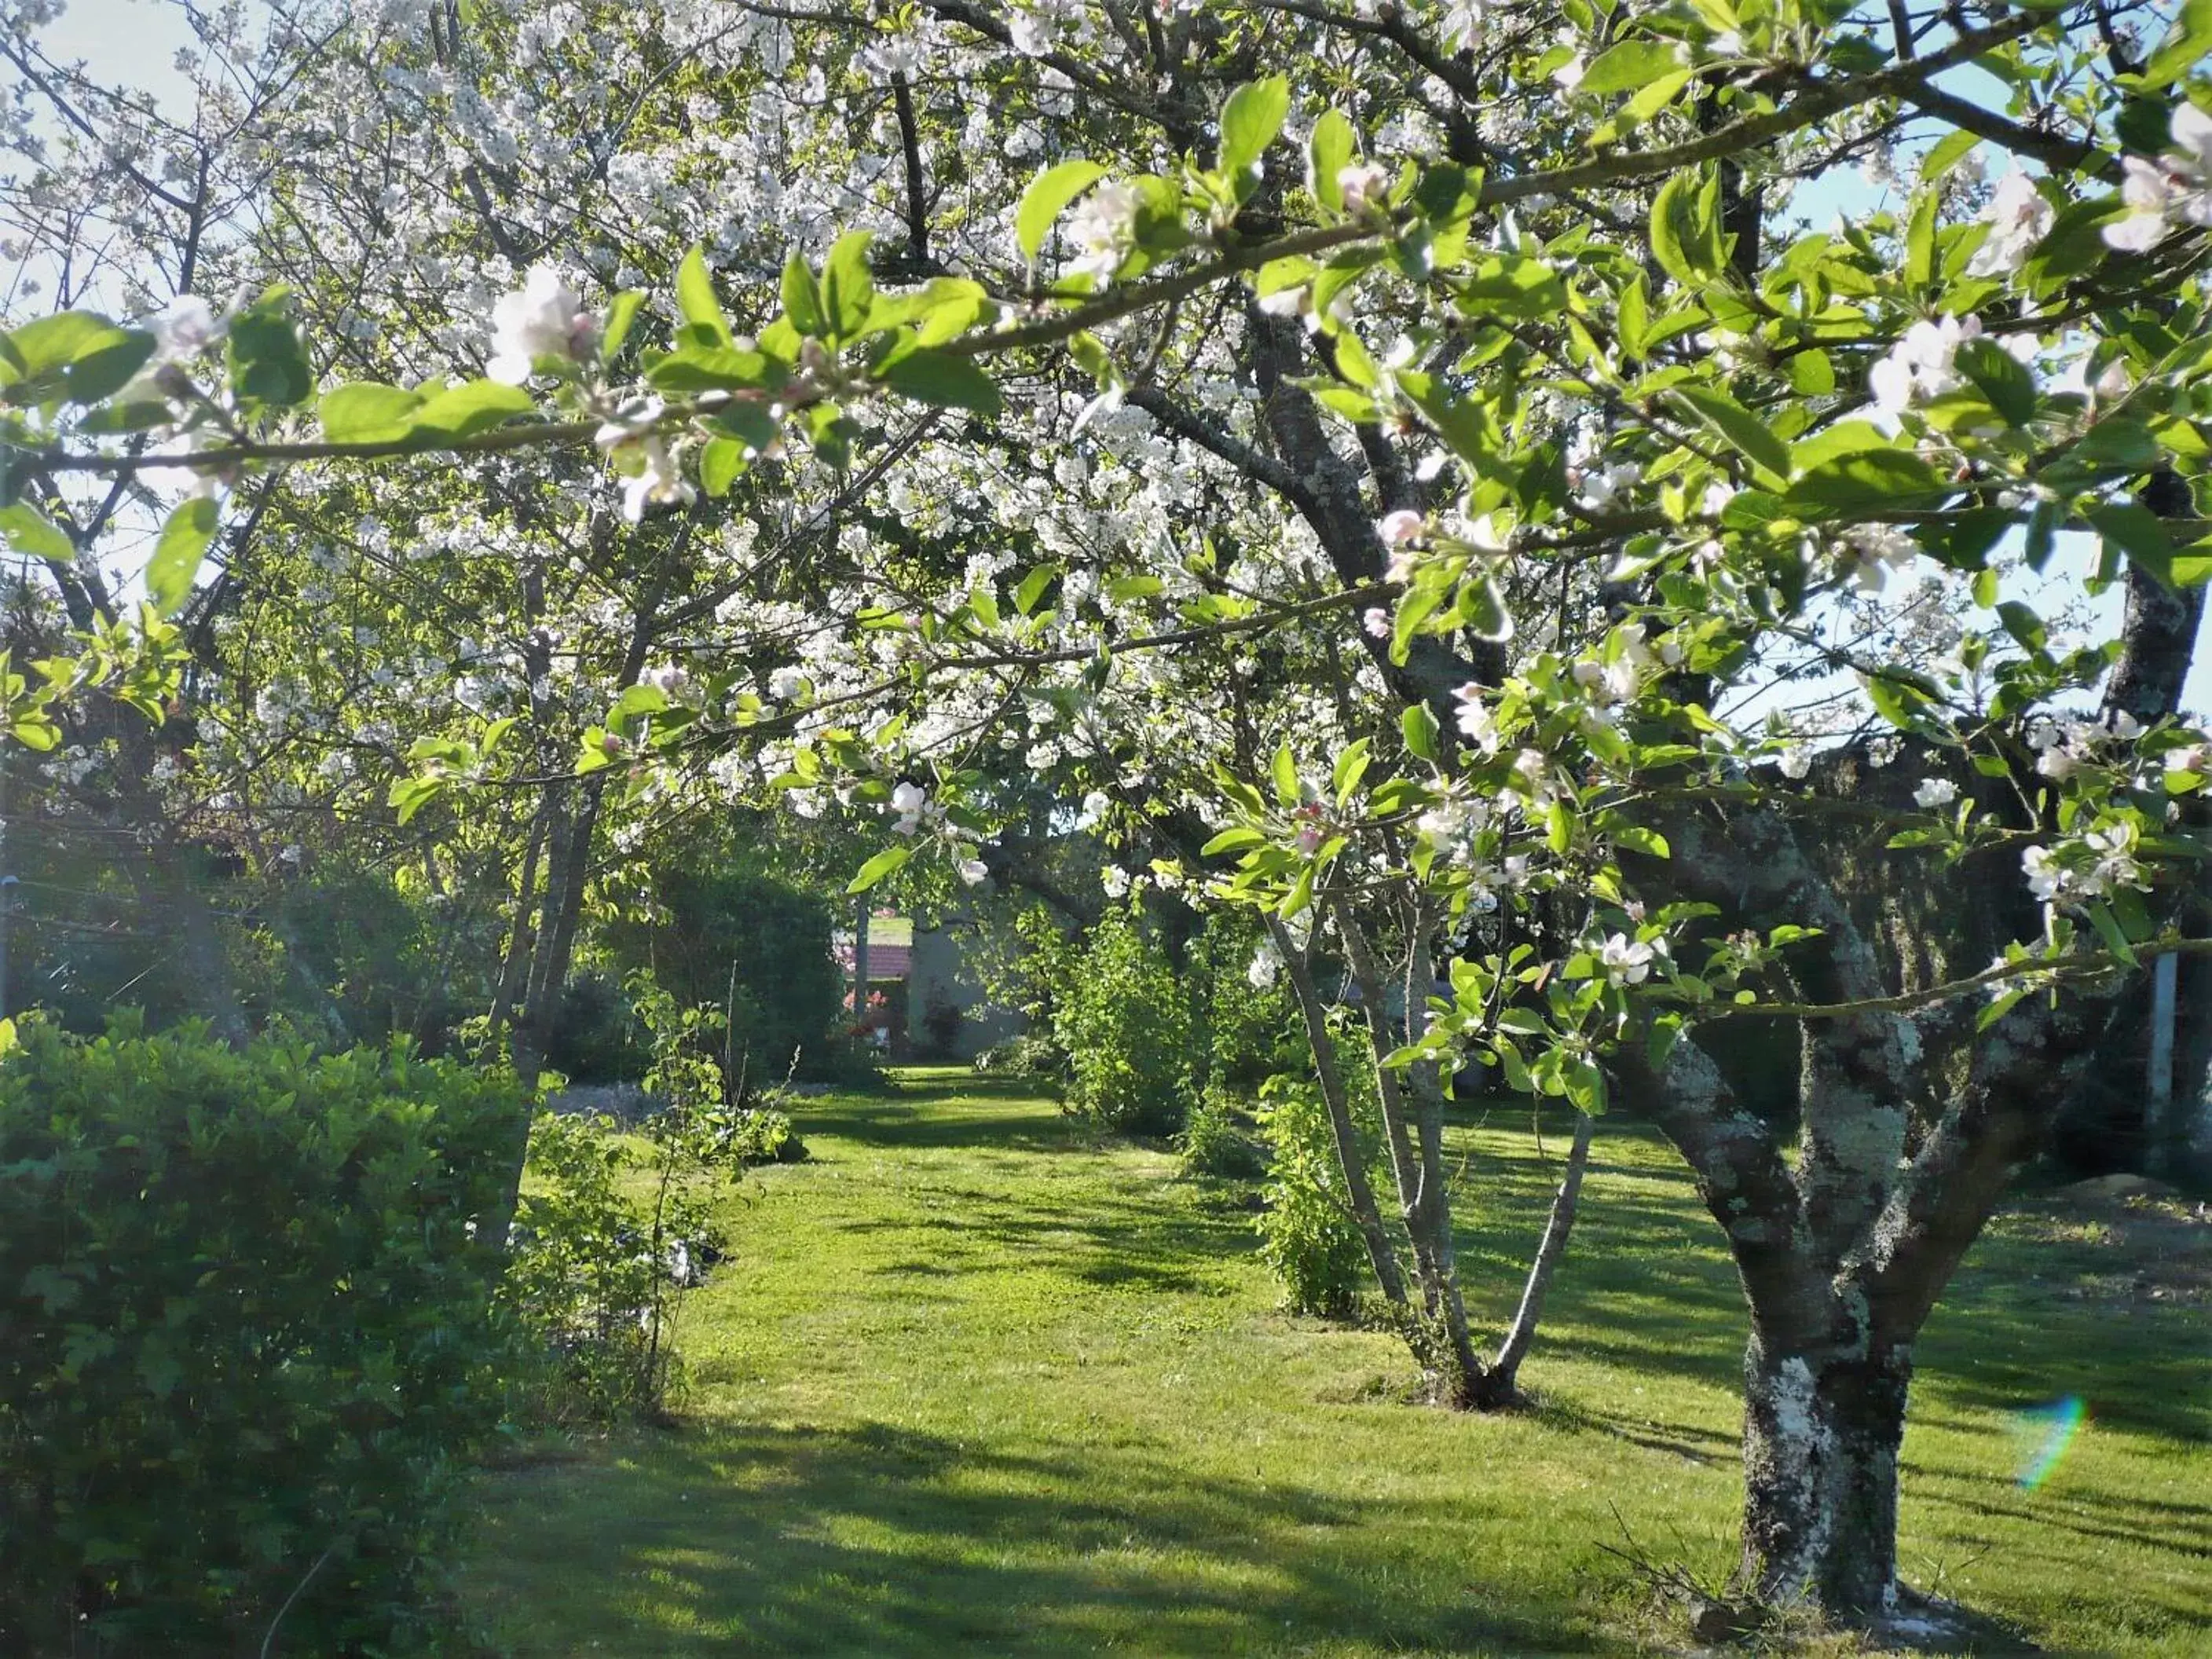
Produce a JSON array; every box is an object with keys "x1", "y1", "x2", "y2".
[
  {"x1": 1270, "y1": 919, "x2": 1411, "y2": 1309},
  {"x1": 1739, "y1": 1334, "x2": 1913, "y2": 1617},
  {"x1": 1487, "y1": 1107, "x2": 1595, "y2": 1400}
]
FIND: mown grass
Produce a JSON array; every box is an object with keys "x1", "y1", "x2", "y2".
[{"x1": 458, "y1": 1069, "x2": 2211, "y2": 1656}]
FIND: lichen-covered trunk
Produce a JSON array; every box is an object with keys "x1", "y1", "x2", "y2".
[{"x1": 1739, "y1": 1333, "x2": 1912, "y2": 1617}]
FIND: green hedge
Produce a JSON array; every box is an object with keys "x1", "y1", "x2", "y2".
[{"x1": 0, "y1": 1018, "x2": 523, "y2": 1655}]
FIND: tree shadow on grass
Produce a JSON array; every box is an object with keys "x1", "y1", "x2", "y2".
[
  {"x1": 467, "y1": 1419, "x2": 1602, "y2": 1657},
  {"x1": 793, "y1": 1104, "x2": 1091, "y2": 1155},
  {"x1": 834, "y1": 1181, "x2": 1256, "y2": 1296}
]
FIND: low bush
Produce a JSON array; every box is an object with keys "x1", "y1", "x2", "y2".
[
  {"x1": 500, "y1": 976, "x2": 766, "y2": 1426},
  {"x1": 0, "y1": 1016, "x2": 519, "y2": 1656},
  {"x1": 1189, "y1": 912, "x2": 1305, "y2": 1093},
  {"x1": 500, "y1": 1110, "x2": 712, "y2": 1426},
  {"x1": 1254, "y1": 1065, "x2": 1372, "y2": 1319},
  {"x1": 972, "y1": 1030, "x2": 1066, "y2": 1082},
  {"x1": 1053, "y1": 904, "x2": 1192, "y2": 1137},
  {"x1": 1178, "y1": 1089, "x2": 1268, "y2": 1181}
]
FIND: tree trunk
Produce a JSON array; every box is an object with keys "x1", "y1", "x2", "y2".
[
  {"x1": 1269, "y1": 917, "x2": 1410, "y2": 1309},
  {"x1": 1486, "y1": 1107, "x2": 1595, "y2": 1401},
  {"x1": 1739, "y1": 1333, "x2": 1914, "y2": 1617}
]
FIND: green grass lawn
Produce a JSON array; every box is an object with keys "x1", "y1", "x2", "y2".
[{"x1": 458, "y1": 1069, "x2": 2212, "y2": 1656}]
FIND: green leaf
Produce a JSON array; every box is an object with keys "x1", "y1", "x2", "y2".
[
  {"x1": 318, "y1": 382, "x2": 423, "y2": 442},
  {"x1": 1650, "y1": 173, "x2": 1694, "y2": 286},
  {"x1": 1015, "y1": 566, "x2": 1054, "y2": 614},
  {"x1": 1623, "y1": 68, "x2": 1693, "y2": 121},
  {"x1": 1920, "y1": 129, "x2": 1981, "y2": 182},
  {"x1": 1955, "y1": 338, "x2": 2038, "y2": 427},
  {"x1": 699, "y1": 437, "x2": 746, "y2": 497},
  {"x1": 2, "y1": 313, "x2": 157, "y2": 407},
  {"x1": 1457, "y1": 254, "x2": 1568, "y2": 319},
  {"x1": 822, "y1": 231, "x2": 877, "y2": 342},
  {"x1": 1218, "y1": 75, "x2": 1290, "y2": 186},
  {"x1": 226, "y1": 297, "x2": 312, "y2": 410},
  {"x1": 1613, "y1": 826, "x2": 1671, "y2": 859},
  {"x1": 2084, "y1": 900, "x2": 2139, "y2": 967},
  {"x1": 1016, "y1": 160, "x2": 1109, "y2": 264},
  {"x1": 408, "y1": 379, "x2": 536, "y2": 441},
  {"x1": 1462, "y1": 574, "x2": 1512, "y2": 642},
  {"x1": 1905, "y1": 189, "x2": 1938, "y2": 287},
  {"x1": 1307, "y1": 109, "x2": 1356, "y2": 214},
  {"x1": 1996, "y1": 600, "x2": 2048, "y2": 650},
  {"x1": 878, "y1": 348, "x2": 1002, "y2": 416},
  {"x1": 2171, "y1": 541, "x2": 2212, "y2": 588},
  {"x1": 1579, "y1": 39, "x2": 1683, "y2": 96},
  {"x1": 1671, "y1": 386, "x2": 1789, "y2": 482},
  {"x1": 600, "y1": 291, "x2": 646, "y2": 361},
  {"x1": 147, "y1": 496, "x2": 218, "y2": 616},
  {"x1": 2144, "y1": 0, "x2": 2212, "y2": 85},
  {"x1": 847, "y1": 844, "x2": 913, "y2": 894},
  {"x1": 1332, "y1": 736, "x2": 1372, "y2": 805},
  {"x1": 2023, "y1": 196, "x2": 2126, "y2": 285},
  {"x1": 1788, "y1": 349, "x2": 1837, "y2": 395},
  {"x1": 1784, "y1": 449, "x2": 1947, "y2": 516},
  {"x1": 1201, "y1": 826, "x2": 1267, "y2": 857},
  {"x1": 0, "y1": 503, "x2": 73, "y2": 563},
  {"x1": 388, "y1": 775, "x2": 446, "y2": 826},
  {"x1": 2088, "y1": 501, "x2": 2178, "y2": 588},
  {"x1": 781, "y1": 250, "x2": 826, "y2": 339},
  {"x1": 647, "y1": 346, "x2": 779, "y2": 393},
  {"x1": 676, "y1": 246, "x2": 731, "y2": 346},
  {"x1": 1401, "y1": 701, "x2": 1440, "y2": 762},
  {"x1": 1271, "y1": 742, "x2": 1300, "y2": 808}
]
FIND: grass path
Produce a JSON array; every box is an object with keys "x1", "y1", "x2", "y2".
[{"x1": 460, "y1": 1070, "x2": 2212, "y2": 1656}]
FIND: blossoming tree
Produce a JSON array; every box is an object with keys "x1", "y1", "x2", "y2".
[{"x1": 5, "y1": 0, "x2": 2212, "y2": 1635}]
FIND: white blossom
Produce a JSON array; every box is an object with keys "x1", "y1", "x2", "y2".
[
  {"x1": 1377, "y1": 508, "x2": 1425, "y2": 547},
  {"x1": 1335, "y1": 160, "x2": 1390, "y2": 215},
  {"x1": 2103, "y1": 104, "x2": 2212, "y2": 251},
  {"x1": 1065, "y1": 181, "x2": 1141, "y2": 283},
  {"x1": 890, "y1": 781, "x2": 931, "y2": 835},
  {"x1": 1870, "y1": 314, "x2": 1982, "y2": 412},
  {"x1": 151, "y1": 295, "x2": 223, "y2": 362},
  {"x1": 486, "y1": 265, "x2": 593, "y2": 384},
  {"x1": 1913, "y1": 777, "x2": 1957, "y2": 808},
  {"x1": 1966, "y1": 172, "x2": 2055, "y2": 278},
  {"x1": 1453, "y1": 684, "x2": 1500, "y2": 753},
  {"x1": 619, "y1": 438, "x2": 694, "y2": 522},
  {"x1": 1598, "y1": 932, "x2": 1654, "y2": 986},
  {"x1": 1247, "y1": 940, "x2": 1282, "y2": 990}
]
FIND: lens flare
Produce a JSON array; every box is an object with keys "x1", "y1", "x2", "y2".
[{"x1": 2013, "y1": 1394, "x2": 2088, "y2": 1490}]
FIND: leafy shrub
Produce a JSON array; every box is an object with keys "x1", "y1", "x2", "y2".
[
  {"x1": 1178, "y1": 1088, "x2": 1268, "y2": 1181},
  {"x1": 920, "y1": 997, "x2": 966, "y2": 1057},
  {"x1": 604, "y1": 860, "x2": 851, "y2": 1082},
  {"x1": 542, "y1": 968, "x2": 649, "y2": 1084},
  {"x1": 1053, "y1": 904, "x2": 1193, "y2": 1136},
  {"x1": 500, "y1": 1111, "x2": 710, "y2": 1425},
  {"x1": 1190, "y1": 912, "x2": 1305, "y2": 1093},
  {"x1": 503, "y1": 976, "x2": 767, "y2": 1426},
  {"x1": 972, "y1": 1030, "x2": 1067, "y2": 1082},
  {"x1": 0, "y1": 1016, "x2": 518, "y2": 1655},
  {"x1": 725, "y1": 1102, "x2": 807, "y2": 1163},
  {"x1": 1255, "y1": 1068, "x2": 1372, "y2": 1319}
]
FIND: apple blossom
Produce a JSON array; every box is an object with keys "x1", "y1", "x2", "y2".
[{"x1": 486, "y1": 265, "x2": 594, "y2": 384}]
